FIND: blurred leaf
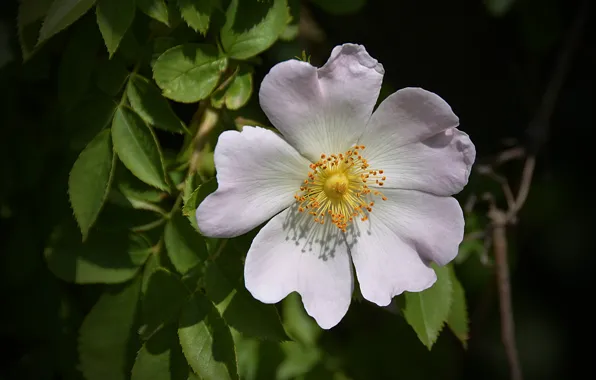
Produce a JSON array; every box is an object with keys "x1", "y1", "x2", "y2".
[
  {"x1": 96, "y1": 57, "x2": 130, "y2": 96},
  {"x1": 153, "y1": 44, "x2": 227, "y2": 103},
  {"x1": 484, "y1": 0, "x2": 516, "y2": 17},
  {"x1": 447, "y1": 266, "x2": 469, "y2": 348},
  {"x1": 178, "y1": 0, "x2": 219, "y2": 35},
  {"x1": 38, "y1": 0, "x2": 97, "y2": 44},
  {"x1": 277, "y1": 341, "x2": 322, "y2": 380},
  {"x1": 212, "y1": 64, "x2": 253, "y2": 110},
  {"x1": 44, "y1": 218, "x2": 151, "y2": 284},
  {"x1": 132, "y1": 323, "x2": 192, "y2": 380},
  {"x1": 178, "y1": 292, "x2": 239, "y2": 380},
  {"x1": 205, "y1": 249, "x2": 288, "y2": 341},
  {"x1": 127, "y1": 74, "x2": 186, "y2": 133},
  {"x1": 165, "y1": 212, "x2": 208, "y2": 275},
  {"x1": 220, "y1": 0, "x2": 289, "y2": 60},
  {"x1": 282, "y1": 292, "x2": 320, "y2": 346},
  {"x1": 17, "y1": 0, "x2": 54, "y2": 60},
  {"x1": 224, "y1": 65, "x2": 253, "y2": 110},
  {"x1": 78, "y1": 277, "x2": 142, "y2": 380},
  {"x1": 137, "y1": 0, "x2": 170, "y2": 25},
  {"x1": 455, "y1": 238, "x2": 485, "y2": 264},
  {"x1": 96, "y1": 0, "x2": 136, "y2": 57},
  {"x1": 183, "y1": 178, "x2": 217, "y2": 231},
  {"x1": 403, "y1": 264, "x2": 453, "y2": 350},
  {"x1": 112, "y1": 106, "x2": 170, "y2": 191},
  {"x1": 58, "y1": 17, "x2": 101, "y2": 109},
  {"x1": 68, "y1": 129, "x2": 116, "y2": 240},
  {"x1": 310, "y1": 0, "x2": 366, "y2": 14},
  {"x1": 140, "y1": 267, "x2": 189, "y2": 339}
]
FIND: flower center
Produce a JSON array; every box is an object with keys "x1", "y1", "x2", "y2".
[{"x1": 294, "y1": 145, "x2": 387, "y2": 232}]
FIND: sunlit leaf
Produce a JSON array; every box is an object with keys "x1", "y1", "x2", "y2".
[
  {"x1": 178, "y1": 0, "x2": 219, "y2": 35},
  {"x1": 403, "y1": 264, "x2": 453, "y2": 350},
  {"x1": 178, "y1": 293, "x2": 238, "y2": 380},
  {"x1": 137, "y1": 0, "x2": 170, "y2": 25},
  {"x1": 447, "y1": 266, "x2": 469, "y2": 348},
  {"x1": 153, "y1": 44, "x2": 227, "y2": 103},
  {"x1": 220, "y1": 0, "x2": 289, "y2": 60}
]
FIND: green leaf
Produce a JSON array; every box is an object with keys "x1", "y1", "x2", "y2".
[
  {"x1": 224, "y1": 65, "x2": 252, "y2": 110},
  {"x1": 96, "y1": 0, "x2": 136, "y2": 57},
  {"x1": 178, "y1": 0, "x2": 217, "y2": 35},
  {"x1": 277, "y1": 341, "x2": 322, "y2": 380},
  {"x1": 44, "y1": 218, "x2": 151, "y2": 284},
  {"x1": 78, "y1": 277, "x2": 142, "y2": 380},
  {"x1": 132, "y1": 324, "x2": 192, "y2": 380},
  {"x1": 205, "y1": 250, "x2": 288, "y2": 341},
  {"x1": 447, "y1": 266, "x2": 469, "y2": 348},
  {"x1": 112, "y1": 106, "x2": 170, "y2": 191},
  {"x1": 140, "y1": 267, "x2": 189, "y2": 339},
  {"x1": 178, "y1": 293, "x2": 238, "y2": 380},
  {"x1": 58, "y1": 17, "x2": 101, "y2": 109},
  {"x1": 220, "y1": 0, "x2": 289, "y2": 60},
  {"x1": 38, "y1": 0, "x2": 97, "y2": 44},
  {"x1": 164, "y1": 212, "x2": 207, "y2": 275},
  {"x1": 137, "y1": 0, "x2": 170, "y2": 25},
  {"x1": 484, "y1": 0, "x2": 516, "y2": 17},
  {"x1": 310, "y1": 0, "x2": 366, "y2": 15},
  {"x1": 17, "y1": 0, "x2": 54, "y2": 60},
  {"x1": 182, "y1": 178, "x2": 217, "y2": 231},
  {"x1": 403, "y1": 264, "x2": 453, "y2": 350},
  {"x1": 282, "y1": 292, "x2": 320, "y2": 346},
  {"x1": 69, "y1": 129, "x2": 116, "y2": 240},
  {"x1": 127, "y1": 74, "x2": 186, "y2": 134},
  {"x1": 110, "y1": 164, "x2": 166, "y2": 210},
  {"x1": 153, "y1": 44, "x2": 227, "y2": 103}
]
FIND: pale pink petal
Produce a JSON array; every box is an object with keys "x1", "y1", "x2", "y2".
[
  {"x1": 196, "y1": 127, "x2": 310, "y2": 238},
  {"x1": 259, "y1": 44, "x2": 384, "y2": 161},
  {"x1": 245, "y1": 207, "x2": 353, "y2": 329},
  {"x1": 359, "y1": 88, "x2": 474, "y2": 196}
]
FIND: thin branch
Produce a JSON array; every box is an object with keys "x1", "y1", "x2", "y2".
[
  {"x1": 508, "y1": 156, "x2": 536, "y2": 220},
  {"x1": 490, "y1": 209, "x2": 522, "y2": 380}
]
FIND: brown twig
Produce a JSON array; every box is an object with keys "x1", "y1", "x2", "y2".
[{"x1": 482, "y1": 3, "x2": 589, "y2": 379}]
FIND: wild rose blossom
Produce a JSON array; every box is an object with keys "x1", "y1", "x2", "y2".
[{"x1": 197, "y1": 44, "x2": 476, "y2": 329}]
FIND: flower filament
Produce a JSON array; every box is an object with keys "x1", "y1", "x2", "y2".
[{"x1": 294, "y1": 145, "x2": 387, "y2": 232}]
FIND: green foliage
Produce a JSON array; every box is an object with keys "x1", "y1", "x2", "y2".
[
  {"x1": 78, "y1": 277, "x2": 142, "y2": 380},
  {"x1": 447, "y1": 266, "x2": 469, "y2": 348},
  {"x1": 178, "y1": 0, "x2": 218, "y2": 35},
  {"x1": 39, "y1": 0, "x2": 98, "y2": 44},
  {"x1": 6, "y1": 1, "x2": 486, "y2": 378},
  {"x1": 220, "y1": 0, "x2": 290, "y2": 59},
  {"x1": 68, "y1": 129, "x2": 116, "y2": 240},
  {"x1": 403, "y1": 264, "x2": 453, "y2": 349},
  {"x1": 153, "y1": 44, "x2": 227, "y2": 103},
  {"x1": 127, "y1": 74, "x2": 187, "y2": 134},
  {"x1": 112, "y1": 106, "x2": 170, "y2": 191},
  {"x1": 179, "y1": 293, "x2": 239, "y2": 380},
  {"x1": 137, "y1": 0, "x2": 170, "y2": 25},
  {"x1": 96, "y1": 0, "x2": 136, "y2": 57}
]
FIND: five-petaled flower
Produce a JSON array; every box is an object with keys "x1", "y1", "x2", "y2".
[{"x1": 196, "y1": 44, "x2": 476, "y2": 329}]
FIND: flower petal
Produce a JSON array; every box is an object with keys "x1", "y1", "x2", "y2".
[
  {"x1": 245, "y1": 207, "x2": 353, "y2": 329},
  {"x1": 359, "y1": 88, "x2": 474, "y2": 195},
  {"x1": 196, "y1": 126, "x2": 311, "y2": 238},
  {"x1": 348, "y1": 189, "x2": 464, "y2": 306},
  {"x1": 259, "y1": 44, "x2": 384, "y2": 161}
]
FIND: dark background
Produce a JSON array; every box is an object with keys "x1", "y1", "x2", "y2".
[{"x1": 1, "y1": 0, "x2": 594, "y2": 379}]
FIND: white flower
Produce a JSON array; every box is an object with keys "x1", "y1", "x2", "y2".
[{"x1": 196, "y1": 44, "x2": 476, "y2": 329}]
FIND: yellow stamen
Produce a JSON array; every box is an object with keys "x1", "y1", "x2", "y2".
[{"x1": 294, "y1": 145, "x2": 387, "y2": 231}]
